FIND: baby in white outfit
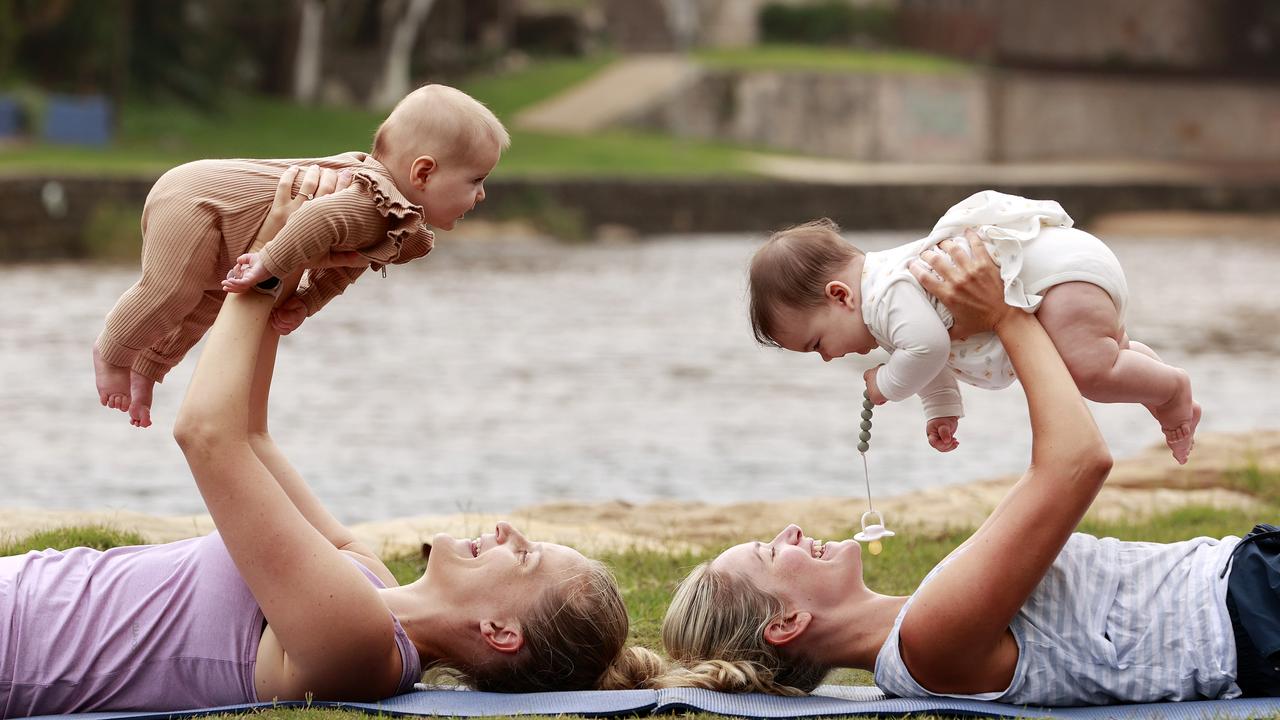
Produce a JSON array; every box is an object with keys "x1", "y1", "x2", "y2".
[{"x1": 748, "y1": 190, "x2": 1198, "y2": 464}]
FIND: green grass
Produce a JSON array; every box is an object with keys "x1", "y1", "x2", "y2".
[
  {"x1": 497, "y1": 130, "x2": 752, "y2": 177},
  {"x1": 0, "y1": 55, "x2": 753, "y2": 177},
  {"x1": 9, "y1": 494, "x2": 1273, "y2": 719},
  {"x1": 694, "y1": 43, "x2": 969, "y2": 74},
  {"x1": 461, "y1": 56, "x2": 616, "y2": 120}
]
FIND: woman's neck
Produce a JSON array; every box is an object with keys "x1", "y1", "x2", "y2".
[
  {"x1": 379, "y1": 582, "x2": 454, "y2": 665},
  {"x1": 808, "y1": 591, "x2": 908, "y2": 671}
]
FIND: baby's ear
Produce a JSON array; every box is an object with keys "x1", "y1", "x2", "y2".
[
  {"x1": 411, "y1": 155, "x2": 438, "y2": 185},
  {"x1": 824, "y1": 280, "x2": 854, "y2": 306}
]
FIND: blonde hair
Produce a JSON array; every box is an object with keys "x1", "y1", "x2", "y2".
[
  {"x1": 425, "y1": 558, "x2": 643, "y2": 692},
  {"x1": 748, "y1": 218, "x2": 863, "y2": 348},
  {"x1": 659, "y1": 562, "x2": 831, "y2": 695},
  {"x1": 372, "y1": 84, "x2": 510, "y2": 169}
]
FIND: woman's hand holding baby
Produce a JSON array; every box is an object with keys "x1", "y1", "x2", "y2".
[
  {"x1": 909, "y1": 229, "x2": 1009, "y2": 453},
  {"x1": 223, "y1": 166, "x2": 361, "y2": 337},
  {"x1": 223, "y1": 165, "x2": 358, "y2": 295},
  {"x1": 911, "y1": 229, "x2": 1014, "y2": 334}
]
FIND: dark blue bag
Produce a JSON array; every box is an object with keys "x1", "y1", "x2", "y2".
[{"x1": 1225, "y1": 523, "x2": 1280, "y2": 696}]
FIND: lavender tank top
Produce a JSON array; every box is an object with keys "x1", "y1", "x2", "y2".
[{"x1": 0, "y1": 532, "x2": 421, "y2": 717}]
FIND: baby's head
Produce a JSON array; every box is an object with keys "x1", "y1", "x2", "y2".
[
  {"x1": 372, "y1": 84, "x2": 511, "y2": 230},
  {"x1": 749, "y1": 219, "x2": 872, "y2": 360}
]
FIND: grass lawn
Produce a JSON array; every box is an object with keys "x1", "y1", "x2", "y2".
[
  {"x1": 5, "y1": 469, "x2": 1274, "y2": 720},
  {"x1": 694, "y1": 43, "x2": 969, "y2": 74},
  {"x1": 0, "y1": 55, "x2": 754, "y2": 178}
]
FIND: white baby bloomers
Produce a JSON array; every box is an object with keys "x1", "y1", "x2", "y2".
[{"x1": 861, "y1": 190, "x2": 1129, "y2": 419}]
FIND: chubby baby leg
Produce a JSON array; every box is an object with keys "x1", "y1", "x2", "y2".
[{"x1": 1037, "y1": 282, "x2": 1199, "y2": 464}]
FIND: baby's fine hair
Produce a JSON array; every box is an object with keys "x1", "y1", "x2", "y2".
[
  {"x1": 748, "y1": 219, "x2": 863, "y2": 347},
  {"x1": 372, "y1": 84, "x2": 510, "y2": 168}
]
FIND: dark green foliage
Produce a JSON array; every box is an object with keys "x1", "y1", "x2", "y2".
[{"x1": 759, "y1": 1, "x2": 898, "y2": 47}]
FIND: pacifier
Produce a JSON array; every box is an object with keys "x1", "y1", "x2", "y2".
[
  {"x1": 855, "y1": 389, "x2": 895, "y2": 555},
  {"x1": 854, "y1": 509, "x2": 896, "y2": 556}
]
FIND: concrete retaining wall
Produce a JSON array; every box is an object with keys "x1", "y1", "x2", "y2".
[
  {"x1": 4, "y1": 173, "x2": 1278, "y2": 261},
  {"x1": 637, "y1": 71, "x2": 990, "y2": 163},
  {"x1": 636, "y1": 68, "x2": 1280, "y2": 164}
]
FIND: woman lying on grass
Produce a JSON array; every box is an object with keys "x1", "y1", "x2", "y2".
[
  {"x1": 658, "y1": 235, "x2": 1280, "y2": 704},
  {"x1": 0, "y1": 169, "x2": 650, "y2": 716}
]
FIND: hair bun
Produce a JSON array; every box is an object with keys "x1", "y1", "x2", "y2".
[{"x1": 597, "y1": 646, "x2": 668, "y2": 689}]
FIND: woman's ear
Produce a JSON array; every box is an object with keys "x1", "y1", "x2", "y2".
[
  {"x1": 480, "y1": 619, "x2": 524, "y2": 654},
  {"x1": 763, "y1": 611, "x2": 812, "y2": 647},
  {"x1": 410, "y1": 155, "x2": 438, "y2": 189}
]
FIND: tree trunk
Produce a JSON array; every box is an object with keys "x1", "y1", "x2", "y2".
[
  {"x1": 292, "y1": 0, "x2": 325, "y2": 103},
  {"x1": 368, "y1": 0, "x2": 436, "y2": 109}
]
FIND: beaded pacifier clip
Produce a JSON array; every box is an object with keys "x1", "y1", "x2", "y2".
[{"x1": 853, "y1": 389, "x2": 895, "y2": 555}]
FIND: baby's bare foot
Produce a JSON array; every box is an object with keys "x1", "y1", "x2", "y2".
[
  {"x1": 93, "y1": 341, "x2": 131, "y2": 412},
  {"x1": 128, "y1": 371, "x2": 156, "y2": 429},
  {"x1": 1150, "y1": 370, "x2": 1199, "y2": 464}
]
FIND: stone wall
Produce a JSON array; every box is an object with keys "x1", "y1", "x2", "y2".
[
  {"x1": 637, "y1": 70, "x2": 990, "y2": 162},
  {"x1": 0, "y1": 175, "x2": 156, "y2": 261},
  {"x1": 998, "y1": 72, "x2": 1280, "y2": 163},
  {"x1": 899, "y1": 0, "x2": 1239, "y2": 71},
  {"x1": 4, "y1": 174, "x2": 1278, "y2": 261},
  {"x1": 634, "y1": 67, "x2": 1280, "y2": 164}
]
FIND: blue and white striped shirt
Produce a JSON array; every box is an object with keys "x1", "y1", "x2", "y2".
[{"x1": 874, "y1": 533, "x2": 1242, "y2": 705}]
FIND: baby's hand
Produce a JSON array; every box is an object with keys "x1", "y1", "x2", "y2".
[
  {"x1": 926, "y1": 416, "x2": 960, "y2": 452},
  {"x1": 222, "y1": 252, "x2": 274, "y2": 293},
  {"x1": 863, "y1": 365, "x2": 888, "y2": 406},
  {"x1": 270, "y1": 297, "x2": 307, "y2": 335}
]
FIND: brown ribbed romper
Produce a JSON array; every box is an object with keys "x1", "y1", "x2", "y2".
[{"x1": 97, "y1": 152, "x2": 434, "y2": 383}]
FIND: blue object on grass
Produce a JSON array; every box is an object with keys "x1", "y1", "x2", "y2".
[
  {"x1": 42, "y1": 94, "x2": 112, "y2": 146},
  {"x1": 0, "y1": 95, "x2": 21, "y2": 137},
  {"x1": 19, "y1": 684, "x2": 1280, "y2": 720}
]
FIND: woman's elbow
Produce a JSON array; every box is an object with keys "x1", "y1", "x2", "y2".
[
  {"x1": 173, "y1": 405, "x2": 224, "y2": 456},
  {"x1": 1076, "y1": 446, "x2": 1113, "y2": 485}
]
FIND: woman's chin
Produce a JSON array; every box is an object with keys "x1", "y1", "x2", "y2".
[{"x1": 829, "y1": 539, "x2": 863, "y2": 567}]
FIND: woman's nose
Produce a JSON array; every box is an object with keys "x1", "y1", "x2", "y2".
[
  {"x1": 496, "y1": 521, "x2": 528, "y2": 548},
  {"x1": 772, "y1": 524, "x2": 803, "y2": 545}
]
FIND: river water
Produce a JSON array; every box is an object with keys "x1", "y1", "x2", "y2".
[{"x1": 2, "y1": 232, "x2": 1278, "y2": 523}]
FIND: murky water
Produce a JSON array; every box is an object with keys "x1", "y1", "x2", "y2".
[{"x1": 2, "y1": 232, "x2": 1278, "y2": 523}]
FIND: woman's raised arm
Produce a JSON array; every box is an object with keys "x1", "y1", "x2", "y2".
[
  {"x1": 172, "y1": 169, "x2": 400, "y2": 699},
  {"x1": 896, "y1": 231, "x2": 1113, "y2": 692},
  {"x1": 239, "y1": 167, "x2": 397, "y2": 586}
]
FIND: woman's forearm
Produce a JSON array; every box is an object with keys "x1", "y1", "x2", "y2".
[{"x1": 173, "y1": 292, "x2": 274, "y2": 448}]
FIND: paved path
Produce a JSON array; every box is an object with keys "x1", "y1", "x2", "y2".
[{"x1": 514, "y1": 54, "x2": 701, "y2": 134}]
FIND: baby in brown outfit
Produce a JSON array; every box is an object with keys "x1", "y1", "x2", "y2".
[{"x1": 93, "y1": 84, "x2": 508, "y2": 428}]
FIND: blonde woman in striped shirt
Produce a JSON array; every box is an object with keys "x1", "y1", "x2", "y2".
[
  {"x1": 657, "y1": 236, "x2": 1276, "y2": 704},
  {"x1": 93, "y1": 84, "x2": 507, "y2": 428}
]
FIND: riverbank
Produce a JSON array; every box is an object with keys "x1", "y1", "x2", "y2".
[{"x1": 3, "y1": 429, "x2": 1273, "y2": 556}]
